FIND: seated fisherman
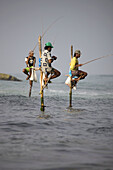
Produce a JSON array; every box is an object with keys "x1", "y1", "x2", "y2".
[
  {"x1": 23, "y1": 50, "x2": 36, "y2": 80},
  {"x1": 41, "y1": 42, "x2": 61, "y2": 84},
  {"x1": 70, "y1": 50, "x2": 87, "y2": 87}
]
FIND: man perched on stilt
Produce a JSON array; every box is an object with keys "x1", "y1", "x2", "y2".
[
  {"x1": 23, "y1": 50, "x2": 36, "y2": 97},
  {"x1": 41, "y1": 42, "x2": 61, "y2": 86},
  {"x1": 65, "y1": 50, "x2": 87, "y2": 89},
  {"x1": 23, "y1": 50, "x2": 36, "y2": 80},
  {"x1": 70, "y1": 50, "x2": 87, "y2": 88}
]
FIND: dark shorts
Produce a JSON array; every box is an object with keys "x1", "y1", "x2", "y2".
[
  {"x1": 71, "y1": 70, "x2": 81, "y2": 76},
  {"x1": 46, "y1": 68, "x2": 55, "y2": 74},
  {"x1": 71, "y1": 70, "x2": 87, "y2": 79}
]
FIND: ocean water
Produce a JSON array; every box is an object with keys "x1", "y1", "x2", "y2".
[{"x1": 0, "y1": 74, "x2": 113, "y2": 170}]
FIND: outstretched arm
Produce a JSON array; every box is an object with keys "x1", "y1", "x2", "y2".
[{"x1": 74, "y1": 64, "x2": 82, "y2": 68}]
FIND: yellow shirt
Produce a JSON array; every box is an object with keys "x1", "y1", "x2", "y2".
[{"x1": 70, "y1": 57, "x2": 79, "y2": 71}]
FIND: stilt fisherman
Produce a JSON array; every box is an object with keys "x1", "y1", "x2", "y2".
[
  {"x1": 65, "y1": 50, "x2": 87, "y2": 89},
  {"x1": 23, "y1": 50, "x2": 36, "y2": 80},
  {"x1": 71, "y1": 50, "x2": 87, "y2": 87},
  {"x1": 40, "y1": 42, "x2": 61, "y2": 85},
  {"x1": 23, "y1": 50, "x2": 36, "y2": 97}
]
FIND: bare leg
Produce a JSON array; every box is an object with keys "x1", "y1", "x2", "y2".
[
  {"x1": 44, "y1": 72, "x2": 49, "y2": 84},
  {"x1": 29, "y1": 80, "x2": 33, "y2": 97},
  {"x1": 71, "y1": 70, "x2": 87, "y2": 88},
  {"x1": 50, "y1": 68, "x2": 61, "y2": 79},
  {"x1": 23, "y1": 68, "x2": 30, "y2": 80},
  {"x1": 78, "y1": 70, "x2": 87, "y2": 79},
  {"x1": 29, "y1": 68, "x2": 33, "y2": 97}
]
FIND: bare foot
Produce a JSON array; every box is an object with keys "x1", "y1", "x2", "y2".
[
  {"x1": 26, "y1": 75, "x2": 30, "y2": 80},
  {"x1": 71, "y1": 79, "x2": 78, "y2": 88},
  {"x1": 44, "y1": 77, "x2": 48, "y2": 84}
]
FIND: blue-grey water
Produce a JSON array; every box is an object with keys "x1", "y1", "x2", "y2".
[{"x1": 0, "y1": 74, "x2": 113, "y2": 170}]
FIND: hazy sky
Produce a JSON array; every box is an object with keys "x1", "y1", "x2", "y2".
[{"x1": 0, "y1": 0, "x2": 113, "y2": 75}]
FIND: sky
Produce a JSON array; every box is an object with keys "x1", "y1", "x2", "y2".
[{"x1": 0, "y1": 0, "x2": 113, "y2": 75}]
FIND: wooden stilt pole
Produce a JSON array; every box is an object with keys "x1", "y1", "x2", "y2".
[
  {"x1": 29, "y1": 81, "x2": 33, "y2": 97},
  {"x1": 69, "y1": 45, "x2": 73, "y2": 107},
  {"x1": 38, "y1": 36, "x2": 45, "y2": 111}
]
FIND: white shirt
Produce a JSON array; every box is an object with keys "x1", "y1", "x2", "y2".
[{"x1": 41, "y1": 50, "x2": 52, "y2": 73}]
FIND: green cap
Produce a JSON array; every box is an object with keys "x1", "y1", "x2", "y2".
[{"x1": 45, "y1": 42, "x2": 54, "y2": 48}]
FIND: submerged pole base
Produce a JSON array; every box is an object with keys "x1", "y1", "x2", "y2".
[
  {"x1": 40, "y1": 105, "x2": 46, "y2": 112},
  {"x1": 69, "y1": 104, "x2": 72, "y2": 108},
  {"x1": 40, "y1": 95, "x2": 45, "y2": 112},
  {"x1": 40, "y1": 107, "x2": 44, "y2": 112}
]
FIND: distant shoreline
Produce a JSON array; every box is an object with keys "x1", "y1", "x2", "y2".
[{"x1": 0, "y1": 73, "x2": 22, "y2": 81}]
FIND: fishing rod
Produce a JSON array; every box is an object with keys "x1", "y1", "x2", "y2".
[
  {"x1": 33, "y1": 16, "x2": 63, "y2": 52},
  {"x1": 76, "y1": 53, "x2": 113, "y2": 68},
  {"x1": 66, "y1": 53, "x2": 113, "y2": 76}
]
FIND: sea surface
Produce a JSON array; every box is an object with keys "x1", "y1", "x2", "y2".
[{"x1": 0, "y1": 74, "x2": 113, "y2": 170}]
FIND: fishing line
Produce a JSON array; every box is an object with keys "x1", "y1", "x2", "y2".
[
  {"x1": 41, "y1": 16, "x2": 63, "y2": 38},
  {"x1": 33, "y1": 16, "x2": 63, "y2": 52}
]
